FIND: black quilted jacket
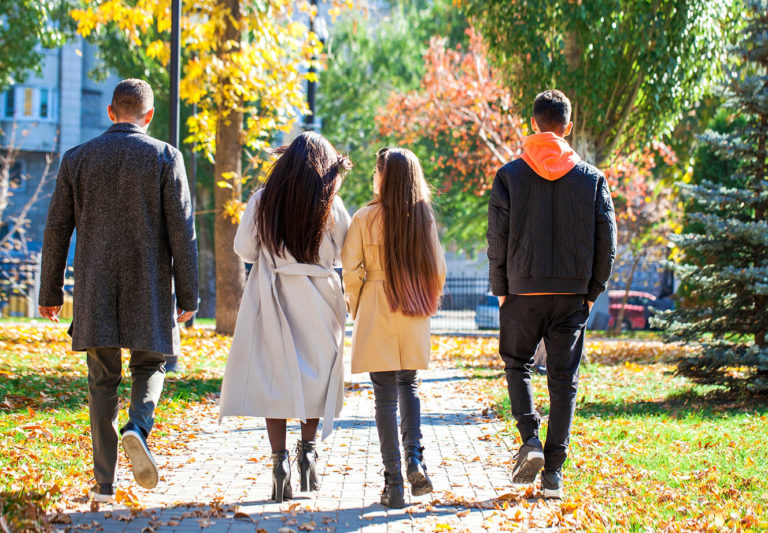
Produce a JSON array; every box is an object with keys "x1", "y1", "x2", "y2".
[{"x1": 486, "y1": 158, "x2": 616, "y2": 302}]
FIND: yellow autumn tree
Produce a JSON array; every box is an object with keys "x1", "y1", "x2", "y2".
[{"x1": 71, "y1": 0, "x2": 353, "y2": 334}]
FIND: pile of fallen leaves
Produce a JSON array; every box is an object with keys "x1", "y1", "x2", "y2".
[
  {"x1": 0, "y1": 323, "x2": 231, "y2": 532},
  {"x1": 431, "y1": 335, "x2": 700, "y2": 369}
]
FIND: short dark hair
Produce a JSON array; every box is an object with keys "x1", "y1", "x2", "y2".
[
  {"x1": 111, "y1": 79, "x2": 154, "y2": 119},
  {"x1": 533, "y1": 89, "x2": 571, "y2": 133}
]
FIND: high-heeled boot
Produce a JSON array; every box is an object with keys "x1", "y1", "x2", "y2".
[
  {"x1": 296, "y1": 440, "x2": 320, "y2": 491},
  {"x1": 405, "y1": 445, "x2": 433, "y2": 496},
  {"x1": 380, "y1": 470, "x2": 405, "y2": 508},
  {"x1": 271, "y1": 450, "x2": 293, "y2": 502}
]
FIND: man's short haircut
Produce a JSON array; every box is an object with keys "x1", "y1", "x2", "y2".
[
  {"x1": 533, "y1": 89, "x2": 571, "y2": 133},
  {"x1": 111, "y1": 79, "x2": 154, "y2": 119}
]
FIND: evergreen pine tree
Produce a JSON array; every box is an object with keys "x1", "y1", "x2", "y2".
[{"x1": 658, "y1": 1, "x2": 768, "y2": 392}]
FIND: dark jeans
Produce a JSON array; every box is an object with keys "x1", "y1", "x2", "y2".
[
  {"x1": 370, "y1": 370, "x2": 422, "y2": 472},
  {"x1": 499, "y1": 294, "x2": 588, "y2": 472},
  {"x1": 86, "y1": 347, "x2": 166, "y2": 484}
]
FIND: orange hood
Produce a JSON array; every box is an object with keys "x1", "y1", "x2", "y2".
[{"x1": 521, "y1": 132, "x2": 580, "y2": 181}]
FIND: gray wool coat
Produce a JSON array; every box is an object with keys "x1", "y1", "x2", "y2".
[{"x1": 39, "y1": 122, "x2": 198, "y2": 355}]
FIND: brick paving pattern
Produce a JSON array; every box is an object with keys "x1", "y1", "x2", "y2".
[{"x1": 65, "y1": 364, "x2": 554, "y2": 532}]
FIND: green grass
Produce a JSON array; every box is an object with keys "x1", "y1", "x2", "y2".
[
  {"x1": 0, "y1": 317, "x2": 72, "y2": 324},
  {"x1": 486, "y1": 360, "x2": 768, "y2": 530},
  {"x1": 587, "y1": 329, "x2": 662, "y2": 340}
]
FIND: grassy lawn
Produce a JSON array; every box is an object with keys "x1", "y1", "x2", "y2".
[
  {"x1": 448, "y1": 337, "x2": 768, "y2": 531},
  {"x1": 0, "y1": 324, "x2": 230, "y2": 531}
]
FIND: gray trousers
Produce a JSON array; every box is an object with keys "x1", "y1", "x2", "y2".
[
  {"x1": 86, "y1": 347, "x2": 166, "y2": 484},
  {"x1": 370, "y1": 370, "x2": 422, "y2": 472}
]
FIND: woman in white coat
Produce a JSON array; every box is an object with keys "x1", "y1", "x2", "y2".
[{"x1": 219, "y1": 132, "x2": 351, "y2": 502}]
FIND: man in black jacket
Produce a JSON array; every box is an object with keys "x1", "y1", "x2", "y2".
[{"x1": 486, "y1": 90, "x2": 616, "y2": 499}]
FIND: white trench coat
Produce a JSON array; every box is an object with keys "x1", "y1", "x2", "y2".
[{"x1": 219, "y1": 190, "x2": 351, "y2": 440}]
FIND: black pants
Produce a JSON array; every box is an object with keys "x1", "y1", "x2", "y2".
[
  {"x1": 370, "y1": 370, "x2": 422, "y2": 472},
  {"x1": 499, "y1": 295, "x2": 588, "y2": 472},
  {"x1": 86, "y1": 347, "x2": 166, "y2": 483}
]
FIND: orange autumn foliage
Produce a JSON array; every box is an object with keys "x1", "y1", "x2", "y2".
[{"x1": 377, "y1": 27, "x2": 525, "y2": 195}]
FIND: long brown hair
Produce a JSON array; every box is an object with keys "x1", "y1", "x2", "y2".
[
  {"x1": 257, "y1": 131, "x2": 350, "y2": 264},
  {"x1": 374, "y1": 147, "x2": 443, "y2": 316}
]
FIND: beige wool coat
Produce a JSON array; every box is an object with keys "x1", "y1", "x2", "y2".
[
  {"x1": 341, "y1": 204, "x2": 446, "y2": 373},
  {"x1": 219, "y1": 190, "x2": 350, "y2": 440}
]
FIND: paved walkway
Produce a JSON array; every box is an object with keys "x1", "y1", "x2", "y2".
[{"x1": 63, "y1": 363, "x2": 558, "y2": 532}]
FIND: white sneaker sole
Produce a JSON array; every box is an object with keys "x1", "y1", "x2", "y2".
[
  {"x1": 121, "y1": 430, "x2": 159, "y2": 489},
  {"x1": 88, "y1": 490, "x2": 115, "y2": 503},
  {"x1": 542, "y1": 487, "x2": 563, "y2": 499},
  {"x1": 511, "y1": 450, "x2": 545, "y2": 484}
]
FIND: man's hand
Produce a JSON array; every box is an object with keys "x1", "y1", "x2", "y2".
[
  {"x1": 39, "y1": 306, "x2": 62, "y2": 323},
  {"x1": 587, "y1": 300, "x2": 594, "y2": 312},
  {"x1": 176, "y1": 308, "x2": 194, "y2": 323},
  {"x1": 498, "y1": 295, "x2": 507, "y2": 307}
]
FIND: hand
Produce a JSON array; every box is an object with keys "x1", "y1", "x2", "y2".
[
  {"x1": 498, "y1": 295, "x2": 507, "y2": 307},
  {"x1": 587, "y1": 300, "x2": 594, "y2": 312},
  {"x1": 39, "y1": 306, "x2": 62, "y2": 323},
  {"x1": 176, "y1": 308, "x2": 194, "y2": 323}
]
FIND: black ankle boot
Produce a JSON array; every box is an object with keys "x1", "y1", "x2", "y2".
[
  {"x1": 380, "y1": 470, "x2": 405, "y2": 508},
  {"x1": 296, "y1": 440, "x2": 320, "y2": 491},
  {"x1": 405, "y1": 445, "x2": 433, "y2": 496},
  {"x1": 271, "y1": 450, "x2": 293, "y2": 502}
]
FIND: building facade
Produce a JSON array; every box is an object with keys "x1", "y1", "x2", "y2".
[{"x1": 0, "y1": 38, "x2": 120, "y2": 252}]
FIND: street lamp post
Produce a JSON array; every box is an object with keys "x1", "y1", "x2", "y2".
[
  {"x1": 304, "y1": 0, "x2": 328, "y2": 131},
  {"x1": 169, "y1": 0, "x2": 181, "y2": 148},
  {"x1": 167, "y1": 0, "x2": 187, "y2": 371}
]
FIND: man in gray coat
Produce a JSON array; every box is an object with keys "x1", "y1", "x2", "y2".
[{"x1": 38, "y1": 79, "x2": 198, "y2": 502}]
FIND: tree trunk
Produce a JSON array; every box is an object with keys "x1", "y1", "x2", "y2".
[
  {"x1": 755, "y1": 114, "x2": 767, "y2": 348},
  {"x1": 213, "y1": 0, "x2": 245, "y2": 335},
  {"x1": 562, "y1": 31, "x2": 602, "y2": 167},
  {"x1": 570, "y1": 134, "x2": 599, "y2": 166}
]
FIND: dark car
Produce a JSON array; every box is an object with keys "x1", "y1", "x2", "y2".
[
  {"x1": 475, "y1": 293, "x2": 500, "y2": 330},
  {"x1": 607, "y1": 290, "x2": 673, "y2": 330}
]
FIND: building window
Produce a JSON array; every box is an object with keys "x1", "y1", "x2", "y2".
[
  {"x1": 23, "y1": 88, "x2": 34, "y2": 117},
  {"x1": 1, "y1": 86, "x2": 57, "y2": 121},
  {"x1": 81, "y1": 89, "x2": 102, "y2": 129},
  {"x1": 40, "y1": 88, "x2": 49, "y2": 119},
  {"x1": 3, "y1": 89, "x2": 14, "y2": 118}
]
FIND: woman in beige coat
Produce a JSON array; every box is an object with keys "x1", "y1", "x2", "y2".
[{"x1": 341, "y1": 147, "x2": 446, "y2": 509}]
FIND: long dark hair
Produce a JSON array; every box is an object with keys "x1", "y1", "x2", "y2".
[
  {"x1": 257, "y1": 131, "x2": 350, "y2": 264},
  {"x1": 374, "y1": 147, "x2": 442, "y2": 316}
]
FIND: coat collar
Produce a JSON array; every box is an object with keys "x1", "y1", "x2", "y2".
[{"x1": 106, "y1": 122, "x2": 148, "y2": 135}]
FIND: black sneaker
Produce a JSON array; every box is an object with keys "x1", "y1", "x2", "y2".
[
  {"x1": 120, "y1": 422, "x2": 159, "y2": 489},
  {"x1": 541, "y1": 470, "x2": 563, "y2": 499},
  {"x1": 511, "y1": 436, "x2": 545, "y2": 484},
  {"x1": 88, "y1": 483, "x2": 115, "y2": 503}
]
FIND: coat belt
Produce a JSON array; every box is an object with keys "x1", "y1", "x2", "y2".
[
  {"x1": 365, "y1": 270, "x2": 386, "y2": 281},
  {"x1": 273, "y1": 262, "x2": 335, "y2": 278}
]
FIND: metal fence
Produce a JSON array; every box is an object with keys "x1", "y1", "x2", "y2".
[
  {"x1": 0, "y1": 254, "x2": 671, "y2": 331},
  {"x1": 429, "y1": 260, "x2": 674, "y2": 333},
  {"x1": 0, "y1": 254, "x2": 74, "y2": 319},
  {"x1": 431, "y1": 276, "x2": 492, "y2": 333},
  {"x1": 0, "y1": 255, "x2": 40, "y2": 318}
]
